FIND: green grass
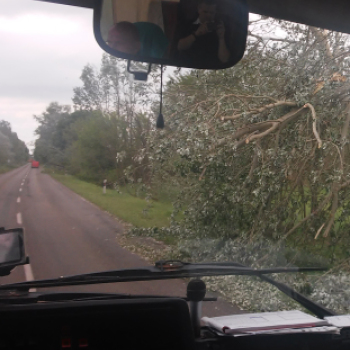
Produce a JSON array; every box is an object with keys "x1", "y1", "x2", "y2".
[
  {"x1": 50, "y1": 173, "x2": 174, "y2": 228},
  {"x1": 0, "y1": 165, "x2": 15, "y2": 175}
]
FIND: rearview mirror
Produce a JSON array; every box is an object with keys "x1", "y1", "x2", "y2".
[
  {"x1": 0, "y1": 228, "x2": 28, "y2": 276},
  {"x1": 93, "y1": 0, "x2": 248, "y2": 69}
]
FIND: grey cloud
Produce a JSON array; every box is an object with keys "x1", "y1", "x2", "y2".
[
  {"x1": 1, "y1": 0, "x2": 106, "y2": 143},
  {"x1": 2, "y1": 0, "x2": 93, "y2": 18}
]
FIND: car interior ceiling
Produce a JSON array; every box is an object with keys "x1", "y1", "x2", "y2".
[{"x1": 37, "y1": 0, "x2": 350, "y2": 35}]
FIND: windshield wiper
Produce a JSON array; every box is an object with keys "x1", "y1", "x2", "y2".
[
  {"x1": 0, "y1": 291, "x2": 217, "y2": 304},
  {"x1": 211, "y1": 261, "x2": 335, "y2": 318},
  {"x1": 0, "y1": 260, "x2": 326, "y2": 291}
]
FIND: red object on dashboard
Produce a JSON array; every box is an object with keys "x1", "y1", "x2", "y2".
[{"x1": 61, "y1": 337, "x2": 71, "y2": 348}]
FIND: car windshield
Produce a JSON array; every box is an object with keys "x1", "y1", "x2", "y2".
[{"x1": 2, "y1": 0, "x2": 350, "y2": 316}]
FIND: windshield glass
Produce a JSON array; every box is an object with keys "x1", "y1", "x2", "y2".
[{"x1": 1, "y1": 0, "x2": 350, "y2": 316}]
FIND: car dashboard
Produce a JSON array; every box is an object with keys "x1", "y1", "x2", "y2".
[
  {"x1": 0, "y1": 297, "x2": 350, "y2": 350},
  {"x1": 0, "y1": 297, "x2": 194, "y2": 350}
]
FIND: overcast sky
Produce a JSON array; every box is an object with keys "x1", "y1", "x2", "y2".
[{"x1": 0, "y1": 0, "x2": 104, "y2": 150}]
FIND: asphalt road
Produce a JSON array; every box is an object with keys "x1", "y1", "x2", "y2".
[{"x1": 0, "y1": 164, "x2": 241, "y2": 316}]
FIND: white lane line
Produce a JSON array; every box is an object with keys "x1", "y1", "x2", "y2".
[
  {"x1": 24, "y1": 264, "x2": 34, "y2": 280},
  {"x1": 19, "y1": 188, "x2": 22, "y2": 192},
  {"x1": 23, "y1": 265, "x2": 37, "y2": 292},
  {"x1": 17, "y1": 197, "x2": 21, "y2": 203},
  {"x1": 16, "y1": 212, "x2": 22, "y2": 225}
]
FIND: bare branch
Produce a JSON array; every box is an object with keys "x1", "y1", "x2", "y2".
[
  {"x1": 326, "y1": 140, "x2": 343, "y2": 173},
  {"x1": 282, "y1": 191, "x2": 333, "y2": 240},
  {"x1": 232, "y1": 122, "x2": 272, "y2": 141},
  {"x1": 220, "y1": 107, "x2": 307, "y2": 150},
  {"x1": 246, "y1": 123, "x2": 279, "y2": 143},
  {"x1": 303, "y1": 103, "x2": 322, "y2": 148},
  {"x1": 314, "y1": 223, "x2": 325, "y2": 240},
  {"x1": 199, "y1": 166, "x2": 207, "y2": 181},
  {"x1": 283, "y1": 179, "x2": 350, "y2": 240},
  {"x1": 248, "y1": 32, "x2": 297, "y2": 44},
  {"x1": 221, "y1": 101, "x2": 297, "y2": 121}
]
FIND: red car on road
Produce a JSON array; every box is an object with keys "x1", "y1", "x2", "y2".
[{"x1": 31, "y1": 160, "x2": 39, "y2": 168}]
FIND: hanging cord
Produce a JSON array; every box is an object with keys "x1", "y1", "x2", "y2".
[{"x1": 156, "y1": 65, "x2": 164, "y2": 129}]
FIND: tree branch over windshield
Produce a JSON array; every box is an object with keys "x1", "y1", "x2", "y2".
[{"x1": 137, "y1": 16, "x2": 350, "y2": 252}]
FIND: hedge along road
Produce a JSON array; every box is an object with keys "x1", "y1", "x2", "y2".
[{"x1": 0, "y1": 164, "x2": 242, "y2": 316}]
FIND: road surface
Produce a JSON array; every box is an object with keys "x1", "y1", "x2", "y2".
[{"x1": 0, "y1": 164, "x2": 241, "y2": 316}]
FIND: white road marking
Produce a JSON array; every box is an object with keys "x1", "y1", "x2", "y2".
[
  {"x1": 24, "y1": 264, "x2": 34, "y2": 280},
  {"x1": 17, "y1": 197, "x2": 21, "y2": 203},
  {"x1": 19, "y1": 188, "x2": 22, "y2": 192},
  {"x1": 23, "y1": 265, "x2": 37, "y2": 292},
  {"x1": 16, "y1": 213, "x2": 22, "y2": 225}
]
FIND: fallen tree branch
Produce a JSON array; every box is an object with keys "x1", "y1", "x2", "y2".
[
  {"x1": 314, "y1": 223, "x2": 325, "y2": 240},
  {"x1": 282, "y1": 191, "x2": 333, "y2": 240},
  {"x1": 248, "y1": 32, "x2": 297, "y2": 44},
  {"x1": 199, "y1": 166, "x2": 207, "y2": 181},
  {"x1": 216, "y1": 107, "x2": 306, "y2": 150},
  {"x1": 221, "y1": 101, "x2": 297, "y2": 121},
  {"x1": 326, "y1": 140, "x2": 343, "y2": 173},
  {"x1": 231, "y1": 122, "x2": 271, "y2": 141},
  {"x1": 283, "y1": 179, "x2": 350, "y2": 241},
  {"x1": 246, "y1": 122, "x2": 279, "y2": 143},
  {"x1": 242, "y1": 107, "x2": 306, "y2": 144},
  {"x1": 286, "y1": 145, "x2": 317, "y2": 196},
  {"x1": 303, "y1": 103, "x2": 322, "y2": 148}
]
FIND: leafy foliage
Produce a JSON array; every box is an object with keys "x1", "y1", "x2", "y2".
[
  {"x1": 137, "y1": 18, "x2": 350, "y2": 254},
  {"x1": 34, "y1": 55, "x2": 156, "y2": 184},
  {"x1": 0, "y1": 120, "x2": 28, "y2": 166}
]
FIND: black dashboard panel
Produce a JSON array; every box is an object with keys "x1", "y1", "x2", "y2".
[
  {"x1": 0, "y1": 297, "x2": 195, "y2": 350},
  {"x1": 1, "y1": 295, "x2": 350, "y2": 350}
]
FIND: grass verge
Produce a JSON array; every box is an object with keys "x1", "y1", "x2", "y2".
[
  {"x1": 0, "y1": 166, "x2": 14, "y2": 175},
  {"x1": 50, "y1": 173, "x2": 174, "y2": 228}
]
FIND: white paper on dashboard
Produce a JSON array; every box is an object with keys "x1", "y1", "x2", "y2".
[
  {"x1": 202, "y1": 310, "x2": 329, "y2": 334},
  {"x1": 325, "y1": 315, "x2": 350, "y2": 327},
  {"x1": 232, "y1": 326, "x2": 340, "y2": 337}
]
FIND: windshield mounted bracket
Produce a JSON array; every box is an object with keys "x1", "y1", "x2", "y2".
[
  {"x1": 127, "y1": 60, "x2": 151, "y2": 81},
  {"x1": 0, "y1": 257, "x2": 30, "y2": 277}
]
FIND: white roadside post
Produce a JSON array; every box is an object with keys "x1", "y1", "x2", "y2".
[{"x1": 103, "y1": 179, "x2": 107, "y2": 194}]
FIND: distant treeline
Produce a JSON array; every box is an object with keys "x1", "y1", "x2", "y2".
[
  {"x1": 0, "y1": 120, "x2": 29, "y2": 167},
  {"x1": 33, "y1": 55, "x2": 154, "y2": 185}
]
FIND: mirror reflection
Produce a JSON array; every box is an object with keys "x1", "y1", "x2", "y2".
[
  {"x1": 0, "y1": 231, "x2": 22, "y2": 264},
  {"x1": 98, "y1": 0, "x2": 248, "y2": 69}
]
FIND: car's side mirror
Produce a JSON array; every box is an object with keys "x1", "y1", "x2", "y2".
[
  {"x1": 93, "y1": 0, "x2": 248, "y2": 70},
  {"x1": 0, "y1": 228, "x2": 29, "y2": 276}
]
